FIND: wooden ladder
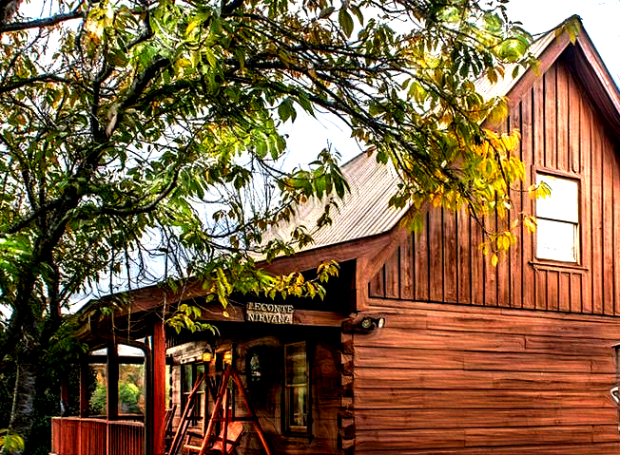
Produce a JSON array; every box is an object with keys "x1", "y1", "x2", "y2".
[
  {"x1": 186, "y1": 366, "x2": 272, "y2": 455},
  {"x1": 168, "y1": 373, "x2": 206, "y2": 455}
]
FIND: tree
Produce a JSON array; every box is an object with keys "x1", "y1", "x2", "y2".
[{"x1": 0, "y1": 0, "x2": 535, "y2": 451}]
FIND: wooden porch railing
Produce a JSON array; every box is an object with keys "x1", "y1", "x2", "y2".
[{"x1": 51, "y1": 417, "x2": 144, "y2": 455}]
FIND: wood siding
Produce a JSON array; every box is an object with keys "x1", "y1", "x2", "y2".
[
  {"x1": 357, "y1": 55, "x2": 620, "y2": 454},
  {"x1": 369, "y1": 58, "x2": 620, "y2": 317},
  {"x1": 351, "y1": 301, "x2": 620, "y2": 454}
]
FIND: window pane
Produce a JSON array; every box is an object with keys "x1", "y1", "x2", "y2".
[
  {"x1": 287, "y1": 386, "x2": 308, "y2": 427},
  {"x1": 182, "y1": 364, "x2": 193, "y2": 392},
  {"x1": 118, "y1": 364, "x2": 144, "y2": 415},
  {"x1": 284, "y1": 341, "x2": 309, "y2": 434},
  {"x1": 285, "y1": 343, "x2": 307, "y2": 385},
  {"x1": 117, "y1": 344, "x2": 145, "y2": 357},
  {"x1": 537, "y1": 219, "x2": 578, "y2": 262},
  {"x1": 536, "y1": 174, "x2": 578, "y2": 223},
  {"x1": 89, "y1": 364, "x2": 107, "y2": 416},
  {"x1": 196, "y1": 364, "x2": 206, "y2": 391}
]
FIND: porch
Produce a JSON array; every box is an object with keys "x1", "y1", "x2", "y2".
[
  {"x1": 51, "y1": 317, "x2": 167, "y2": 455},
  {"x1": 56, "y1": 261, "x2": 355, "y2": 455}
]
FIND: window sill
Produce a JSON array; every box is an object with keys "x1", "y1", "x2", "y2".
[
  {"x1": 279, "y1": 433, "x2": 313, "y2": 445},
  {"x1": 529, "y1": 260, "x2": 588, "y2": 272}
]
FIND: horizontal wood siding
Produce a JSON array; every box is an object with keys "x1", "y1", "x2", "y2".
[
  {"x1": 352, "y1": 301, "x2": 620, "y2": 454},
  {"x1": 368, "y1": 58, "x2": 620, "y2": 317}
]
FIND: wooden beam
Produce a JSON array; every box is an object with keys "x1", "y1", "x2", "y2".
[
  {"x1": 261, "y1": 231, "x2": 395, "y2": 276},
  {"x1": 152, "y1": 319, "x2": 166, "y2": 455},
  {"x1": 87, "y1": 355, "x2": 145, "y2": 365},
  {"x1": 106, "y1": 343, "x2": 119, "y2": 421},
  {"x1": 507, "y1": 32, "x2": 570, "y2": 109},
  {"x1": 79, "y1": 361, "x2": 89, "y2": 418},
  {"x1": 196, "y1": 306, "x2": 347, "y2": 327}
]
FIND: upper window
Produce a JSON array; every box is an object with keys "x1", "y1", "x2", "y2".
[{"x1": 536, "y1": 173, "x2": 579, "y2": 263}]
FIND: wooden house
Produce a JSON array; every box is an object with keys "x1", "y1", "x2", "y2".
[{"x1": 51, "y1": 18, "x2": 620, "y2": 455}]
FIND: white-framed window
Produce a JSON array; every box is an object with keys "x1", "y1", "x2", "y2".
[{"x1": 536, "y1": 173, "x2": 580, "y2": 263}]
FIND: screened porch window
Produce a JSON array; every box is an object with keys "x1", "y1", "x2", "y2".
[
  {"x1": 284, "y1": 342, "x2": 309, "y2": 434},
  {"x1": 536, "y1": 173, "x2": 579, "y2": 263}
]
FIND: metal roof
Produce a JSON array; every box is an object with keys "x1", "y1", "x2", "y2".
[{"x1": 266, "y1": 152, "x2": 409, "y2": 251}]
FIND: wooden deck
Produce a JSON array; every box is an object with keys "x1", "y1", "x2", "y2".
[{"x1": 51, "y1": 417, "x2": 144, "y2": 455}]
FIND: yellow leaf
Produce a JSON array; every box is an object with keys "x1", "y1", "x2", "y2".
[{"x1": 186, "y1": 20, "x2": 200, "y2": 36}]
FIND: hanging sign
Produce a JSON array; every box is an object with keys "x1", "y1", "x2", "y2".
[{"x1": 246, "y1": 302, "x2": 294, "y2": 324}]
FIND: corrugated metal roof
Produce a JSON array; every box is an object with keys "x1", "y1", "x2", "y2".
[
  {"x1": 266, "y1": 152, "x2": 408, "y2": 251},
  {"x1": 269, "y1": 31, "x2": 561, "y2": 254}
]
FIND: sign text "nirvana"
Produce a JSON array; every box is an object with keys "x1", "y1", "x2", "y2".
[{"x1": 246, "y1": 302, "x2": 294, "y2": 324}]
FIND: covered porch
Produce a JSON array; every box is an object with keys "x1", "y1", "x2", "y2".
[
  {"x1": 51, "y1": 249, "x2": 367, "y2": 455},
  {"x1": 51, "y1": 316, "x2": 167, "y2": 455}
]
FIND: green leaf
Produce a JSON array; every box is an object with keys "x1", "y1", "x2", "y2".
[
  {"x1": 338, "y1": 8, "x2": 354, "y2": 38},
  {"x1": 278, "y1": 98, "x2": 296, "y2": 123},
  {"x1": 204, "y1": 48, "x2": 217, "y2": 68},
  {"x1": 319, "y1": 6, "x2": 335, "y2": 18}
]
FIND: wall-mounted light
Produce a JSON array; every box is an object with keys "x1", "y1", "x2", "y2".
[
  {"x1": 612, "y1": 343, "x2": 620, "y2": 406},
  {"x1": 223, "y1": 350, "x2": 233, "y2": 365},
  {"x1": 610, "y1": 386, "x2": 619, "y2": 404},
  {"x1": 360, "y1": 317, "x2": 385, "y2": 331},
  {"x1": 202, "y1": 351, "x2": 213, "y2": 363},
  {"x1": 342, "y1": 315, "x2": 387, "y2": 334}
]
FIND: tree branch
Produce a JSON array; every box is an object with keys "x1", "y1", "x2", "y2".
[{"x1": 0, "y1": 9, "x2": 85, "y2": 33}]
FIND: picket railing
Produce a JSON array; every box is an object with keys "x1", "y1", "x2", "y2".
[{"x1": 51, "y1": 417, "x2": 144, "y2": 455}]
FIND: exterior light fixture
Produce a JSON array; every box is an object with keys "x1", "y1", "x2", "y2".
[
  {"x1": 360, "y1": 317, "x2": 386, "y2": 331},
  {"x1": 613, "y1": 343, "x2": 620, "y2": 405},
  {"x1": 201, "y1": 351, "x2": 213, "y2": 362},
  {"x1": 223, "y1": 350, "x2": 233, "y2": 365}
]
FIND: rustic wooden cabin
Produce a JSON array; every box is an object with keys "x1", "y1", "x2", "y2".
[{"x1": 51, "y1": 17, "x2": 620, "y2": 455}]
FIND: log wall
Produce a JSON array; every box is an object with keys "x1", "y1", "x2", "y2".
[
  {"x1": 369, "y1": 58, "x2": 620, "y2": 316},
  {"x1": 351, "y1": 300, "x2": 620, "y2": 454}
]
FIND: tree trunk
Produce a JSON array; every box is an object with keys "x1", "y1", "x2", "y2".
[{"x1": 7, "y1": 340, "x2": 38, "y2": 454}]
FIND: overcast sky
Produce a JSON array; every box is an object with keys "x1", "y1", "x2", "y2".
[{"x1": 283, "y1": 0, "x2": 620, "y2": 168}]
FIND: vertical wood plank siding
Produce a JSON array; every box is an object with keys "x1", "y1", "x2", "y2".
[{"x1": 369, "y1": 59, "x2": 620, "y2": 317}]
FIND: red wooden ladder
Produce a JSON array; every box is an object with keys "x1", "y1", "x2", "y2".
[
  {"x1": 187, "y1": 366, "x2": 272, "y2": 455},
  {"x1": 168, "y1": 373, "x2": 206, "y2": 455}
]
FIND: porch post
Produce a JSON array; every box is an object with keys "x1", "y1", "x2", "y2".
[
  {"x1": 152, "y1": 319, "x2": 166, "y2": 455},
  {"x1": 79, "y1": 360, "x2": 89, "y2": 417},
  {"x1": 107, "y1": 342, "x2": 119, "y2": 420}
]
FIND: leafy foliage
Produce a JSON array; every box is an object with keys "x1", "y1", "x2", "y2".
[
  {"x1": 0, "y1": 0, "x2": 541, "y2": 451},
  {"x1": 89, "y1": 365, "x2": 144, "y2": 415},
  {"x1": 0, "y1": 430, "x2": 25, "y2": 454}
]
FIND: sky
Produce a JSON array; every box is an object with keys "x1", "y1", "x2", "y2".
[{"x1": 283, "y1": 0, "x2": 620, "y2": 168}]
